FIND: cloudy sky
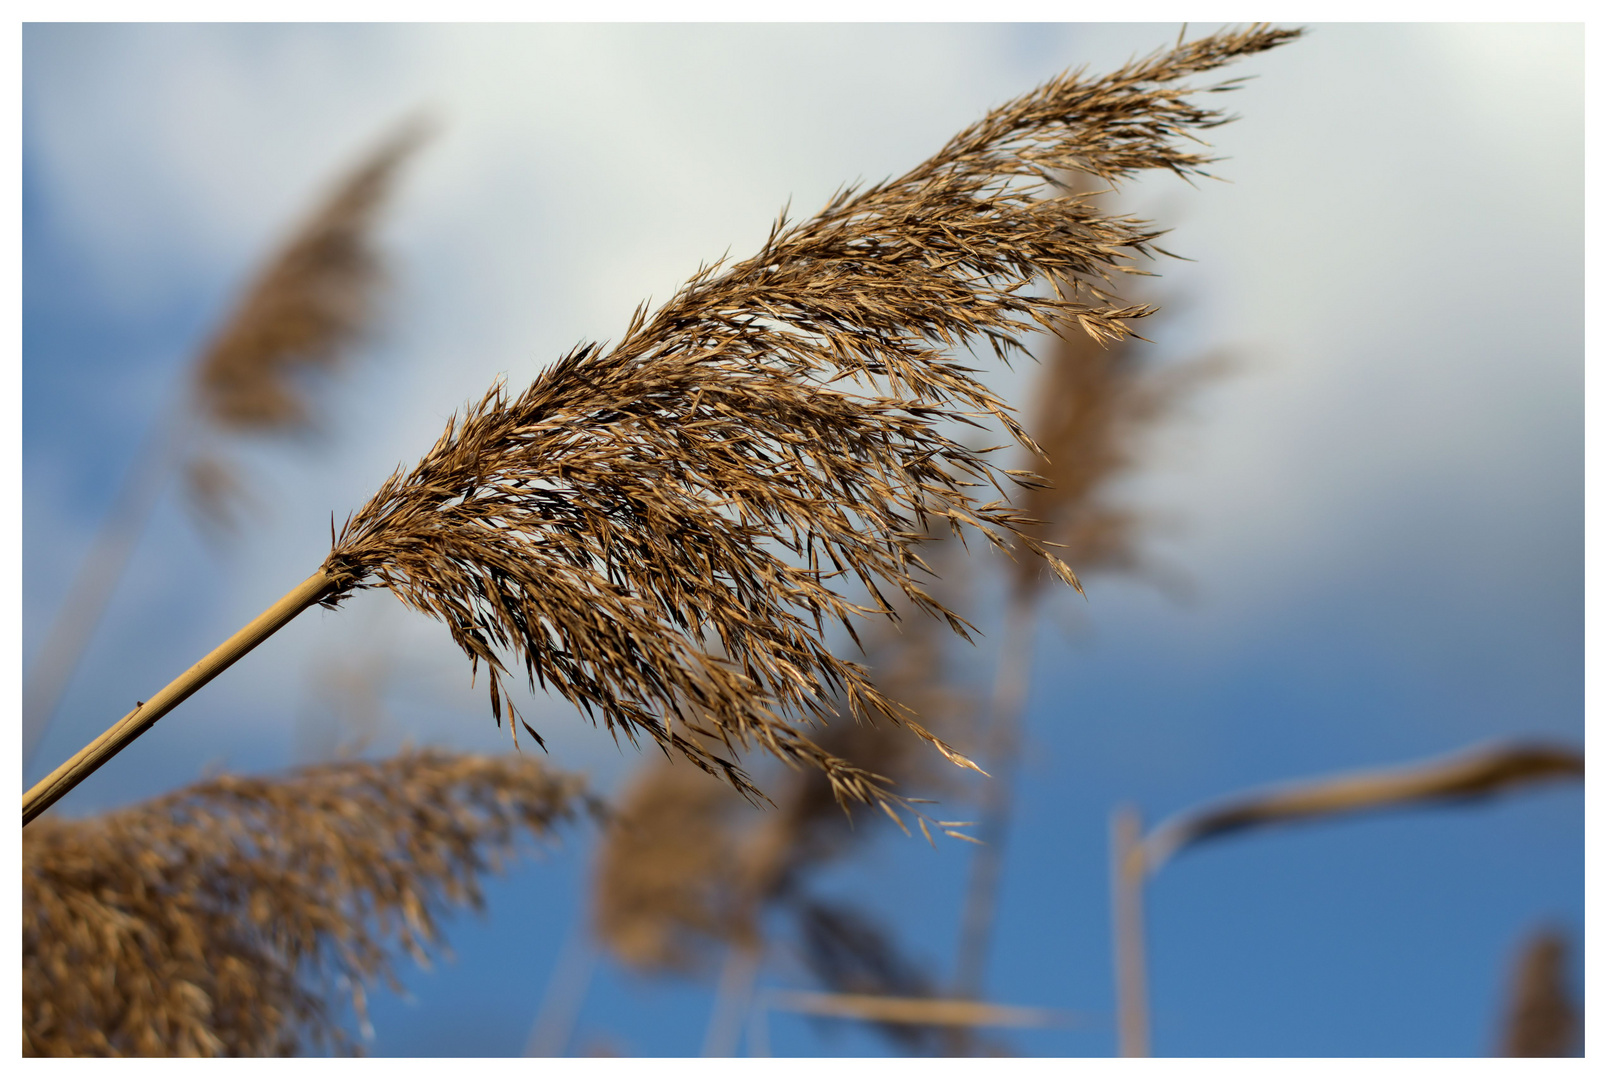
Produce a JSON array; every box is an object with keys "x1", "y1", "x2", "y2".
[{"x1": 21, "y1": 23, "x2": 1582, "y2": 1057}]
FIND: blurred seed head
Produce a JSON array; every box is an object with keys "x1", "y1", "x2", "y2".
[
  {"x1": 23, "y1": 747, "x2": 590, "y2": 1057},
  {"x1": 185, "y1": 118, "x2": 430, "y2": 529},
  {"x1": 591, "y1": 756, "x2": 763, "y2": 975}
]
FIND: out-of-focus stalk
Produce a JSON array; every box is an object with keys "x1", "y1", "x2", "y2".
[
  {"x1": 23, "y1": 406, "x2": 192, "y2": 769},
  {"x1": 950, "y1": 594, "x2": 1038, "y2": 995},
  {"x1": 1111, "y1": 804, "x2": 1151, "y2": 1057},
  {"x1": 702, "y1": 943, "x2": 763, "y2": 1057}
]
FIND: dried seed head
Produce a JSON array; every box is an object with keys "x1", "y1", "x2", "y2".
[
  {"x1": 1009, "y1": 269, "x2": 1220, "y2": 598},
  {"x1": 323, "y1": 27, "x2": 1300, "y2": 816},
  {"x1": 193, "y1": 118, "x2": 427, "y2": 433},
  {"x1": 591, "y1": 758, "x2": 762, "y2": 974},
  {"x1": 185, "y1": 119, "x2": 429, "y2": 526},
  {"x1": 591, "y1": 525, "x2": 967, "y2": 985},
  {"x1": 23, "y1": 748, "x2": 589, "y2": 1057}
]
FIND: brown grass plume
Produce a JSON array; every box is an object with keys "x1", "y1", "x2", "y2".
[
  {"x1": 186, "y1": 117, "x2": 430, "y2": 522},
  {"x1": 320, "y1": 26, "x2": 1301, "y2": 814},
  {"x1": 590, "y1": 530, "x2": 979, "y2": 1052},
  {"x1": 29, "y1": 26, "x2": 1301, "y2": 826},
  {"x1": 193, "y1": 118, "x2": 428, "y2": 435},
  {"x1": 23, "y1": 748, "x2": 590, "y2": 1056}
]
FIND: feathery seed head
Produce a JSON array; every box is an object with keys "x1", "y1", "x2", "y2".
[
  {"x1": 192, "y1": 117, "x2": 429, "y2": 434},
  {"x1": 23, "y1": 749, "x2": 589, "y2": 1057},
  {"x1": 322, "y1": 27, "x2": 1300, "y2": 818}
]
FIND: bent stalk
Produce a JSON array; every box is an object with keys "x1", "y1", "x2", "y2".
[{"x1": 22, "y1": 570, "x2": 335, "y2": 826}]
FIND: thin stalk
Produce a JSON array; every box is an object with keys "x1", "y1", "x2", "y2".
[
  {"x1": 951, "y1": 593, "x2": 1038, "y2": 995},
  {"x1": 22, "y1": 569, "x2": 334, "y2": 826},
  {"x1": 1142, "y1": 743, "x2": 1586, "y2": 869},
  {"x1": 702, "y1": 942, "x2": 762, "y2": 1057},
  {"x1": 746, "y1": 994, "x2": 771, "y2": 1057},
  {"x1": 524, "y1": 921, "x2": 597, "y2": 1056},
  {"x1": 1107, "y1": 743, "x2": 1581, "y2": 1059},
  {"x1": 23, "y1": 403, "x2": 193, "y2": 770},
  {"x1": 1111, "y1": 803, "x2": 1150, "y2": 1057},
  {"x1": 943, "y1": 592, "x2": 1036, "y2": 1056}
]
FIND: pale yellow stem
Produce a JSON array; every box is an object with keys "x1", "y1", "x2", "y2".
[
  {"x1": 22, "y1": 569, "x2": 335, "y2": 826},
  {"x1": 1112, "y1": 803, "x2": 1151, "y2": 1057}
]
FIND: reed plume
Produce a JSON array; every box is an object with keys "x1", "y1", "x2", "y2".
[
  {"x1": 654, "y1": 250, "x2": 1211, "y2": 1050},
  {"x1": 592, "y1": 755, "x2": 762, "y2": 974},
  {"x1": 183, "y1": 116, "x2": 431, "y2": 525},
  {"x1": 191, "y1": 119, "x2": 426, "y2": 439},
  {"x1": 593, "y1": 757, "x2": 956, "y2": 1054},
  {"x1": 26, "y1": 25, "x2": 1302, "y2": 826},
  {"x1": 592, "y1": 527, "x2": 971, "y2": 955},
  {"x1": 788, "y1": 901, "x2": 952, "y2": 1053},
  {"x1": 23, "y1": 747, "x2": 592, "y2": 1057},
  {"x1": 23, "y1": 118, "x2": 427, "y2": 767},
  {"x1": 1008, "y1": 273, "x2": 1213, "y2": 600}
]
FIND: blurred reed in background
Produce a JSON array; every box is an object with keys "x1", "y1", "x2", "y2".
[
  {"x1": 24, "y1": 119, "x2": 429, "y2": 768},
  {"x1": 23, "y1": 748, "x2": 592, "y2": 1056}
]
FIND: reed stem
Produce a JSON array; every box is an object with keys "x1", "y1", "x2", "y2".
[
  {"x1": 951, "y1": 593, "x2": 1038, "y2": 1001},
  {"x1": 944, "y1": 591, "x2": 1038, "y2": 1057},
  {"x1": 22, "y1": 569, "x2": 335, "y2": 826},
  {"x1": 1112, "y1": 803, "x2": 1151, "y2": 1057},
  {"x1": 23, "y1": 403, "x2": 193, "y2": 770},
  {"x1": 762, "y1": 989, "x2": 1085, "y2": 1029},
  {"x1": 702, "y1": 942, "x2": 762, "y2": 1057},
  {"x1": 524, "y1": 920, "x2": 597, "y2": 1057}
]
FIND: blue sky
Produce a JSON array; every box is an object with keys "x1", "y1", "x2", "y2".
[{"x1": 20, "y1": 23, "x2": 1583, "y2": 1057}]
